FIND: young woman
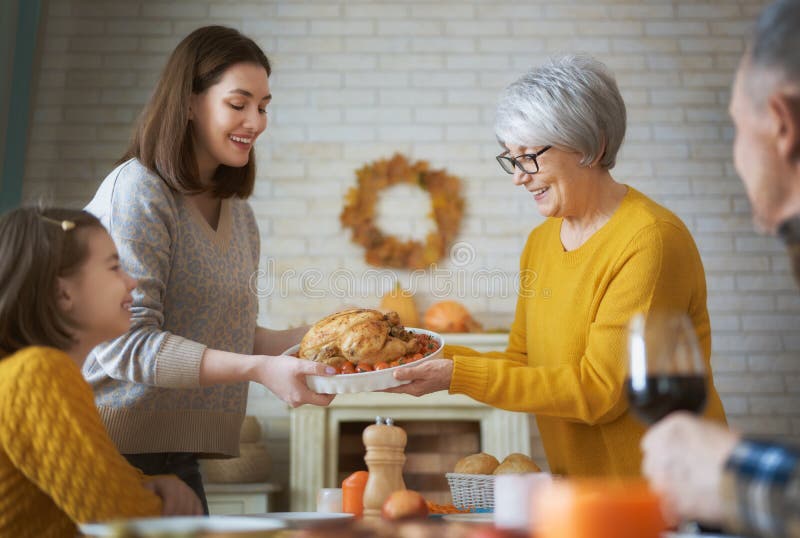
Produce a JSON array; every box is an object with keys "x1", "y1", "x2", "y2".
[
  {"x1": 83, "y1": 26, "x2": 333, "y2": 511},
  {"x1": 0, "y1": 207, "x2": 202, "y2": 538}
]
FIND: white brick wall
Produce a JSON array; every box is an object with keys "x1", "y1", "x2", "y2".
[{"x1": 23, "y1": 0, "x2": 800, "y2": 507}]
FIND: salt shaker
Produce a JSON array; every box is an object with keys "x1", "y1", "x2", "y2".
[
  {"x1": 362, "y1": 416, "x2": 407, "y2": 519},
  {"x1": 316, "y1": 487, "x2": 343, "y2": 513}
]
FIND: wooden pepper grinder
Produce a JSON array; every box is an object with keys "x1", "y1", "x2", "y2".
[{"x1": 362, "y1": 416, "x2": 407, "y2": 519}]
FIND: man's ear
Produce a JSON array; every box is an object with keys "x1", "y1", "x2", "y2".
[
  {"x1": 768, "y1": 92, "x2": 800, "y2": 162},
  {"x1": 56, "y1": 277, "x2": 74, "y2": 313}
]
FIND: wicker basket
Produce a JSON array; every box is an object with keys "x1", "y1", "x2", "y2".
[
  {"x1": 239, "y1": 415, "x2": 263, "y2": 444},
  {"x1": 201, "y1": 442, "x2": 271, "y2": 484},
  {"x1": 446, "y1": 473, "x2": 495, "y2": 511}
]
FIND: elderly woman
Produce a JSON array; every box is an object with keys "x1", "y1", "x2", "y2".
[{"x1": 392, "y1": 55, "x2": 726, "y2": 477}]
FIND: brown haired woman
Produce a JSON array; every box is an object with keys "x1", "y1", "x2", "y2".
[
  {"x1": 83, "y1": 26, "x2": 334, "y2": 511},
  {"x1": 0, "y1": 207, "x2": 202, "y2": 536}
]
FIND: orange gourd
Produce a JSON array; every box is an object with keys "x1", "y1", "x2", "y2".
[
  {"x1": 342, "y1": 470, "x2": 369, "y2": 518},
  {"x1": 380, "y1": 283, "x2": 420, "y2": 328},
  {"x1": 423, "y1": 301, "x2": 482, "y2": 333}
]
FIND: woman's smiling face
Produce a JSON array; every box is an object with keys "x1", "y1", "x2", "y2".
[
  {"x1": 504, "y1": 143, "x2": 587, "y2": 219},
  {"x1": 189, "y1": 62, "x2": 271, "y2": 175}
]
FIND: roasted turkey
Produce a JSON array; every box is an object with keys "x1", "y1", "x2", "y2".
[{"x1": 298, "y1": 308, "x2": 420, "y2": 367}]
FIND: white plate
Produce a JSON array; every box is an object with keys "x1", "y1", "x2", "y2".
[
  {"x1": 242, "y1": 512, "x2": 354, "y2": 529},
  {"x1": 284, "y1": 328, "x2": 444, "y2": 394},
  {"x1": 80, "y1": 515, "x2": 286, "y2": 537},
  {"x1": 442, "y1": 513, "x2": 494, "y2": 524}
]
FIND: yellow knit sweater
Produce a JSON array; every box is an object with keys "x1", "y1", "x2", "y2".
[
  {"x1": 0, "y1": 347, "x2": 161, "y2": 538},
  {"x1": 448, "y1": 187, "x2": 726, "y2": 477}
]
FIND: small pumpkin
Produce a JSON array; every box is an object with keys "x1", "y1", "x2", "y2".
[
  {"x1": 380, "y1": 282, "x2": 420, "y2": 328},
  {"x1": 423, "y1": 301, "x2": 483, "y2": 333}
]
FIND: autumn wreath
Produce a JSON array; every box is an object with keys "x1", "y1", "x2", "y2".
[{"x1": 340, "y1": 153, "x2": 464, "y2": 269}]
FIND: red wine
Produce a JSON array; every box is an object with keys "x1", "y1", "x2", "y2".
[{"x1": 625, "y1": 375, "x2": 707, "y2": 424}]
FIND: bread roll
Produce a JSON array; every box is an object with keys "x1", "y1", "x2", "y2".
[
  {"x1": 493, "y1": 452, "x2": 541, "y2": 474},
  {"x1": 454, "y1": 452, "x2": 500, "y2": 474},
  {"x1": 503, "y1": 452, "x2": 537, "y2": 465}
]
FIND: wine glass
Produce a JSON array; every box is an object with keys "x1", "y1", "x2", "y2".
[{"x1": 625, "y1": 311, "x2": 707, "y2": 425}]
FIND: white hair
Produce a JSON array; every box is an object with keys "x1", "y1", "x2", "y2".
[
  {"x1": 494, "y1": 55, "x2": 626, "y2": 169},
  {"x1": 746, "y1": 0, "x2": 800, "y2": 105}
]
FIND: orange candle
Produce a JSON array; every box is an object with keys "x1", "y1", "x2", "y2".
[{"x1": 533, "y1": 479, "x2": 667, "y2": 538}]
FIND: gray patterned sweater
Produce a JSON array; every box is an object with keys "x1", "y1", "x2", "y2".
[{"x1": 83, "y1": 158, "x2": 259, "y2": 457}]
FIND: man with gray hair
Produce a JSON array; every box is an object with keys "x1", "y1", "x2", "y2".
[{"x1": 642, "y1": 0, "x2": 800, "y2": 536}]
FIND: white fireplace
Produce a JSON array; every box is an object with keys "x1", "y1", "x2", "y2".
[{"x1": 289, "y1": 333, "x2": 531, "y2": 511}]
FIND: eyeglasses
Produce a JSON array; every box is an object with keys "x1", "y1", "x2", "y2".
[{"x1": 496, "y1": 146, "x2": 552, "y2": 175}]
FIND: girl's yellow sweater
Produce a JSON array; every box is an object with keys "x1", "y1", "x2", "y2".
[
  {"x1": 0, "y1": 347, "x2": 161, "y2": 538},
  {"x1": 447, "y1": 187, "x2": 726, "y2": 477}
]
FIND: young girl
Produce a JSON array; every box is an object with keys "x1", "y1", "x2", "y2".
[
  {"x1": 0, "y1": 207, "x2": 202, "y2": 538},
  {"x1": 83, "y1": 25, "x2": 333, "y2": 510}
]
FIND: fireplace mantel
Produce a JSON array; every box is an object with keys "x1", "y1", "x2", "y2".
[{"x1": 289, "y1": 332, "x2": 530, "y2": 511}]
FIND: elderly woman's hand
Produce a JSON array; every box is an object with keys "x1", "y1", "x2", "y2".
[
  {"x1": 383, "y1": 358, "x2": 454, "y2": 396},
  {"x1": 641, "y1": 412, "x2": 739, "y2": 525}
]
